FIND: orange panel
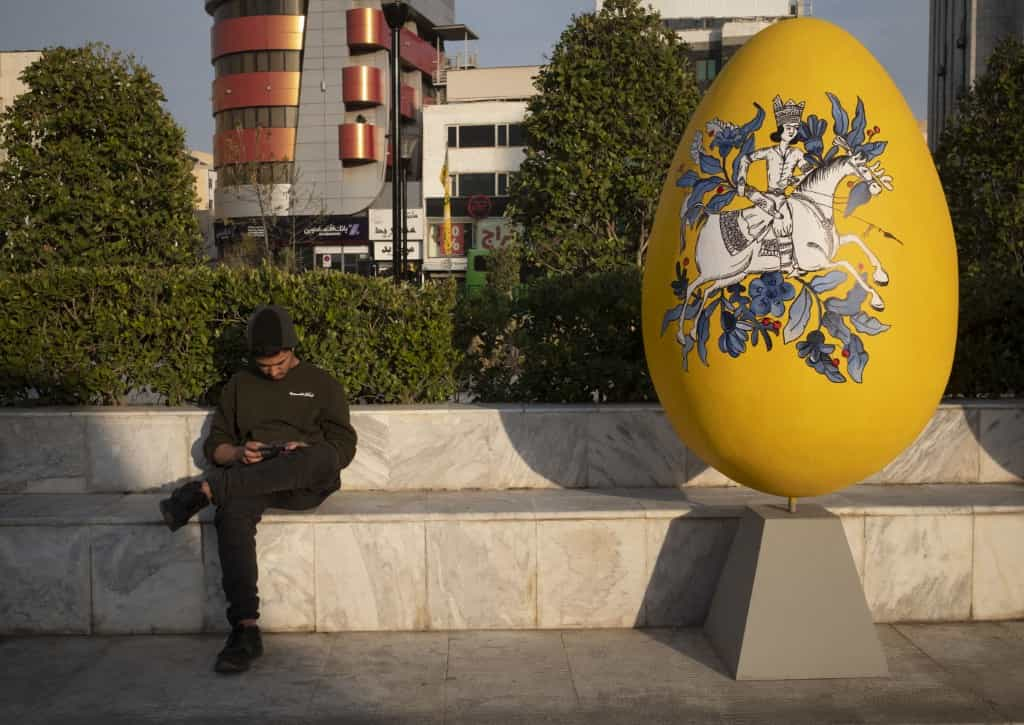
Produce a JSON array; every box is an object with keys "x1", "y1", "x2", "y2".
[
  {"x1": 345, "y1": 8, "x2": 440, "y2": 76},
  {"x1": 346, "y1": 8, "x2": 387, "y2": 49},
  {"x1": 342, "y1": 65, "x2": 384, "y2": 106},
  {"x1": 212, "y1": 72, "x2": 300, "y2": 112},
  {"x1": 339, "y1": 123, "x2": 380, "y2": 165},
  {"x1": 214, "y1": 128, "x2": 296, "y2": 167},
  {"x1": 211, "y1": 15, "x2": 305, "y2": 60},
  {"x1": 399, "y1": 29, "x2": 438, "y2": 76},
  {"x1": 400, "y1": 84, "x2": 416, "y2": 120}
]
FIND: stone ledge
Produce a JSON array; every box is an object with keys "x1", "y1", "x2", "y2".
[
  {"x1": 0, "y1": 484, "x2": 1021, "y2": 525},
  {"x1": 2, "y1": 402, "x2": 1022, "y2": 492},
  {"x1": 2, "y1": 484, "x2": 1023, "y2": 634}
]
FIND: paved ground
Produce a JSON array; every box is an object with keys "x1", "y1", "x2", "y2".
[{"x1": 2, "y1": 623, "x2": 1023, "y2": 724}]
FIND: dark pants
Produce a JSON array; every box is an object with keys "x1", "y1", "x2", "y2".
[{"x1": 207, "y1": 443, "x2": 341, "y2": 626}]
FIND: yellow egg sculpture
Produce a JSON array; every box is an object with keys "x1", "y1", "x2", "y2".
[{"x1": 643, "y1": 18, "x2": 958, "y2": 499}]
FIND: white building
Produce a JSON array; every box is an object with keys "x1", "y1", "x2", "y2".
[
  {"x1": 420, "y1": 65, "x2": 538, "y2": 276},
  {"x1": 0, "y1": 51, "x2": 42, "y2": 161},
  {"x1": 596, "y1": 1, "x2": 807, "y2": 87},
  {"x1": 928, "y1": 0, "x2": 1024, "y2": 150}
]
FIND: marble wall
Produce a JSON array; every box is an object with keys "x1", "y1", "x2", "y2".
[
  {"x1": 0, "y1": 401, "x2": 1020, "y2": 493},
  {"x1": 1, "y1": 486, "x2": 1022, "y2": 634}
]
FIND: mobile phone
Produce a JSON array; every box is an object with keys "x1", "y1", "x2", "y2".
[{"x1": 257, "y1": 444, "x2": 286, "y2": 459}]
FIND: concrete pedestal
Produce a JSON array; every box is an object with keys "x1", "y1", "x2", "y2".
[{"x1": 704, "y1": 504, "x2": 888, "y2": 680}]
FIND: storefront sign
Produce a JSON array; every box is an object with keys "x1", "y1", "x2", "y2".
[
  {"x1": 427, "y1": 222, "x2": 467, "y2": 256},
  {"x1": 477, "y1": 219, "x2": 521, "y2": 250},
  {"x1": 373, "y1": 240, "x2": 423, "y2": 261},
  {"x1": 369, "y1": 208, "x2": 424, "y2": 240}
]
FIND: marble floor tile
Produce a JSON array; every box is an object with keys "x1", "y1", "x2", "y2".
[
  {"x1": 863, "y1": 515, "x2": 973, "y2": 622},
  {"x1": 92, "y1": 524, "x2": 204, "y2": 633},
  {"x1": 493, "y1": 410, "x2": 588, "y2": 488},
  {"x1": 586, "y1": 410, "x2": 687, "y2": 488},
  {"x1": 645, "y1": 517, "x2": 738, "y2": 627},
  {"x1": 537, "y1": 519, "x2": 646, "y2": 628},
  {"x1": 868, "y1": 407, "x2": 980, "y2": 484},
  {"x1": 979, "y1": 408, "x2": 1024, "y2": 482},
  {"x1": 0, "y1": 526, "x2": 92, "y2": 634},
  {"x1": 343, "y1": 411, "x2": 390, "y2": 490},
  {"x1": 87, "y1": 414, "x2": 190, "y2": 492},
  {"x1": 316, "y1": 522, "x2": 427, "y2": 631},
  {"x1": 426, "y1": 520, "x2": 536, "y2": 629},
  {"x1": 972, "y1": 513, "x2": 1024, "y2": 620},
  {"x1": 0, "y1": 413, "x2": 87, "y2": 491},
  {"x1": 201, "y1": 523, "x2": 316, "y2": 632}
]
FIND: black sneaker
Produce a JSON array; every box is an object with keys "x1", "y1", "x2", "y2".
[
  {"x1": 215, "y1": 625, "x2": 263, "y2": 674},
  {"x1": 158, "y1": 480, "x2": 209, "y2": 532}
]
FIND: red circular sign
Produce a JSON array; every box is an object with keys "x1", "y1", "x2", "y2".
[{"x1": 466, "y1": 194, "x2": 493, "y2": 219}]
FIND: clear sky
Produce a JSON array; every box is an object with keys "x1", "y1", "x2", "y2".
[{"x1": 0, "y1": 0, "x2": 929, "y2": 151}]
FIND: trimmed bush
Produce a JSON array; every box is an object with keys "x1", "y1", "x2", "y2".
[
  {"x1": 455, "y1": 267, "x2": 655, "y2": 403},
  {"x1": 0, "y1": 265, "x2": 458, "y2": 405}
]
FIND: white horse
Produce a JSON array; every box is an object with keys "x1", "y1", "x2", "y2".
[{"x1": 681, "y1": 150, "x2": 891, "y2": 340}]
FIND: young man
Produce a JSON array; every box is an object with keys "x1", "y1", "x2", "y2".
[{"x1": 159, "y1": 304, "x2": 358, "y2": 673}]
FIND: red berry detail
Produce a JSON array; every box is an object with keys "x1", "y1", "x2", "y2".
[
  {"x1": 832, "y1": 358, "x2": 840, "y2": 367},
  {"x1": 858, "y1": 263, "x2": 865, "y2": 271},
  {"x1": 716, "y1": 186, "x2": 725, "y2": 193},
  {"x1": 873, "y1": 126, "x2": 880, "y2": 134},
  {"x1": 682, "y1": 258, "x2": 690, "y2": 267},
  {"x1": 772, "y1": 322, "x2": 781, "y2": 331},
  {"x1": 842, "y1": 349, "x2": 851, "y2": 358},
  {"x1": 847, "y1": 181, "x2": 855, "y2": 188},
  {"x1": 708, "y1": 130, "x2": 715, "y2": 137}
]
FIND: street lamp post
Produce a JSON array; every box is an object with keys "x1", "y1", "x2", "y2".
[
  {"x1": 399, "y1": 135, "x2": 418, "y2": 283},
  {"x1": 382, "y1": 1, "x2": 409, "y2": 285}
]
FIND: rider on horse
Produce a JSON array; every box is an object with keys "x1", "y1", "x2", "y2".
[{"x1": 734, "y1": 96, "x2": 815, "y2": 273}]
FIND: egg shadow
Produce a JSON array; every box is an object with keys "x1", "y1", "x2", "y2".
[{"x1": 492, "y1": 405, "x2": 770, "y2": 677}]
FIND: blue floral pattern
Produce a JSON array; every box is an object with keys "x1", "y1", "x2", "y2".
[{"x1": 662, "y1": 92, "x2": 892, "y2": 384}]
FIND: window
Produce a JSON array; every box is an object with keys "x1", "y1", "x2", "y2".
[
  {"x1": 497, "y1": 173, "x2": 509, "y2": 196},
  {"x1": 456, "y1": 125, "x2": 496, "y2": 148},
  {"x1": 473, "y1": 255, "x2": 489, "y2": 272},
  {"x1": 456, "y1": 173, "x2": 496, "y2": 196},
  {"x1": 446, "y1": 123, "x2": 527, "y2": 149},
  {"x1": 215, "y1": 106, "x2": 299, "y2": 132},
  {"x1": 695, "y1": 58, "x2": 718, "y2": 84},
  {"x1": 215, "y1": 51, "x2": 302, "y2": 78}
]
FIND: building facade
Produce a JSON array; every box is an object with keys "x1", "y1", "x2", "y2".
[
  {"x1": 0, "y1": 51, "x2": 42, "y2": 162},
  {"x1": 928, "y1": 0, "x2": 1024, "y2": 150},
  {"x1": 596, "y1": 1, "x2": 806, "y2": 89},
  {"x1": 205, "y1": 0, "x2": 459, "y2": 273},
  {"x1": 420, "y1": 66, "x2": 537, "y2": 278}
]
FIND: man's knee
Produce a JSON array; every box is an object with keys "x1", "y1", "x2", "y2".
[{"x1": 214, "y1": 496, "x2": 267, "y2": 528}]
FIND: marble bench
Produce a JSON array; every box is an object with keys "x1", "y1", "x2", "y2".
[
  {"x1": 2, "y1": 402, "x2": 1024, "y2": 494},
  {"x1": 1, "y1": 483, "x2": 1022, "y2": 635}
]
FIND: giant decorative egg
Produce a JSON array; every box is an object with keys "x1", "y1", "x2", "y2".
[{"x1": 642, "y1": 18, "x2": 958, "y2": 499}]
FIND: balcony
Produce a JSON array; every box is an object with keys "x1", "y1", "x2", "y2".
[
  {"x1": 342, "y1": 65, "x2": 385, "y2": 107},
  {"x1": 339, "y1": 122, "x2": 382, "y2": 166}
]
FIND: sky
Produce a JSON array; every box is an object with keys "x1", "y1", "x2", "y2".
[{"x1": 0, "y1": 0, "x2": 929, "y2": 151}]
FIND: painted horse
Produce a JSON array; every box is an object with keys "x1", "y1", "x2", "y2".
[{"x1": 681, "y1": 149, "x2": 892, "y2": 341}]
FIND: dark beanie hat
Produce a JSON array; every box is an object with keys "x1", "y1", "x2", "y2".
[{"x1": 247, "y1": 304, "x2": 298, "y2": 355}]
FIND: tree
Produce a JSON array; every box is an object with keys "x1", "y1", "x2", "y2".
[
  {"x1": 217, "y1": 125, "x2": 330, "y2": 271},
  {"x1": 0, "y1": 44, "x2": 201, "y2": 271},
  {"x1": 934, "y1": 37, "x2": 1024, "y2": 395},
  {"x1": 509, "y1": 0, "x2": 700, "y2": 275}
]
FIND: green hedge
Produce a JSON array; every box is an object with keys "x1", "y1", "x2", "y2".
[
  {"x1": 455, "y1": 267, "x2": 655, "y2": 403},
  {"x1": 0, "y1": 265, "x2": 459, "y2": 405},
  {"x1": 1, "y1": 263, "x2": 1018, "y2": 407}
]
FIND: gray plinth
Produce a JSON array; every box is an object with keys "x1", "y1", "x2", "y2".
[{"x1": 704, "y1": 504, "x2": 888, "y2": 680}]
